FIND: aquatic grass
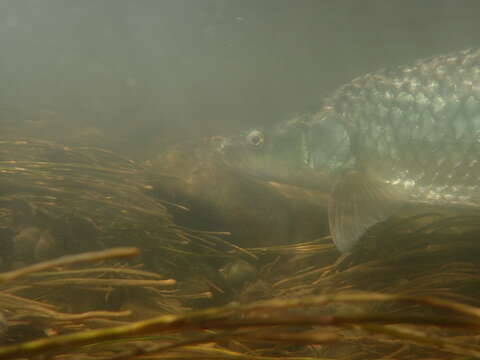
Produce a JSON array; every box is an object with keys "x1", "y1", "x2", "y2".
[
  {"x1": 0, "y1": 224, "x2": 479, "y2": 359},
  {"x1": 1, "y1": 137, "x2": 480, "y2": 359},
  {"x1": 0, "y1": 138, "x2": 242, "y2": 277},
  {"x1": 1, "y1": 289, "x2": 480, "y2": 359}
]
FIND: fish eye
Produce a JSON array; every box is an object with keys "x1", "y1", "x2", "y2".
[{"x1": 246, "y1": 130, "x2": 264, "y2": 147}]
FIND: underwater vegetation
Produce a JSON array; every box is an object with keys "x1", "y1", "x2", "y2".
[
  {"x1": 0, "y1": 213, "x2": 480, "y2": 359},
  {"x1": 2, "y1": 49, "x2": 480, "y2": 359},
  {"x1": 0, "y1": 135, "x2": 477, "y2": 359}
]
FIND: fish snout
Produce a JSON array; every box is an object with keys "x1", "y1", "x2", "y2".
[
  {"x1": 215, "y1": 135, "x2": 246, "y2": 158},
  {"x1": 204, "y1": 136, "x2": 229, "y2": 152}
]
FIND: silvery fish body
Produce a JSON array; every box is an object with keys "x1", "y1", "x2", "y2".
[
  {"x1": 314, "y1": 48, "x2": 480, "y2": 202},
  {"x1": 223, "y1": 48, "x2": 480, "y2": 253}
]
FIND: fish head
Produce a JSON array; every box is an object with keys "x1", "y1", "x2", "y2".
[
  {"x1": 220, "y1": 116, "x2": 314, "y2": 184},
  {"x1": 220, "y1": 112, "x2": 352, "y2": 188}
]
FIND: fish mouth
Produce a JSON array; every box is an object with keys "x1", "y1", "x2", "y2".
[{"x1": 198, "y1": 135, "x2": 230, "y2": 153}]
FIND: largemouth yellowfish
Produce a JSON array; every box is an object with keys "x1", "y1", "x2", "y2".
[{"x1": 221, "y1": 48, "x2": 480, "y2": 253}]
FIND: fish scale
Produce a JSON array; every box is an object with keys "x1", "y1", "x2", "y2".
[
  {"x1": 307, "y1": 48, "x2": 480, "y2": 252},
  {"x1": 322, "y1": 49, "x2": 480, "y2": 192}
]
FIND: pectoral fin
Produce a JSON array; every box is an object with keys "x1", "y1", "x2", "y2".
[{"x1": 329, "y1": 171, "x2": 403, "y2": 253}]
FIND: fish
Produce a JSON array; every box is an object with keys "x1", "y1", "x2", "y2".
[{"x1": 221, "y1": 48, "x2": 480, "y2": 253}]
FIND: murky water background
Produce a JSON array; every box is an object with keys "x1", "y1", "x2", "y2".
[
  {"x1": 1, "y1": 2, "x2": 480, "y2": 359},
  {"x1": 2, "y1": 1, "x2": 480, "y2": 156}
]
